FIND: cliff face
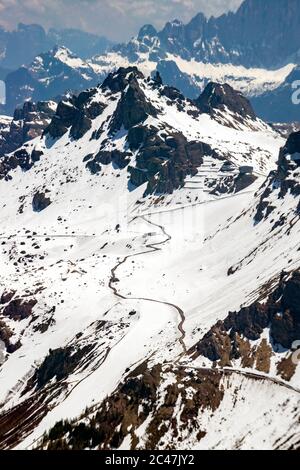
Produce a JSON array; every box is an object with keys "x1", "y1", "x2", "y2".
[{"x1": 0, "y1": 100, "x2": 56, "y2": 158}]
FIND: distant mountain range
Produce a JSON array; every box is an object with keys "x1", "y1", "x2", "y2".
[
  {"x1": 0, "y1": 22, "x2": 114, "y2": 71},
  {"x1": 1, "y1": 0, "x2": 300, "y2": 122},
  {"x1": 130, "y1": 0, "x2": 300, "y2": 68},
  {"x1": 4, "y1": 46, "x2": 101, "y2": 113}
]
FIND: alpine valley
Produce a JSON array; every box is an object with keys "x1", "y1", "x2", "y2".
[
  {"x1": 0, "y1": 64, "x2": 299, "y2": 450},
  {"x1": 0, "y1": 0, "x2": 300, "y2": 453}
]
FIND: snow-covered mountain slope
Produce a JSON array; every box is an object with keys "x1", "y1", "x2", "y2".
[
  {"x1": 95, "y1": 0, "x2": 300, "y2": 70},
  {"x1": 4, "y1": 47, "x2": 100, "y2": 114},
  {"x1": 91, "y1": 51, "x2": 295, "y2": 100},
  {"x1": 89, "y1": 41, "x2": 298, "y2": 124},
  {"x1": 0, "y1": 67, "x2": 299, "y2": 450}
]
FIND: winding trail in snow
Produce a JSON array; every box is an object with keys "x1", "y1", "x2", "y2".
[{"x1": 108, "y1": 215, "x2": 187, "y2": 355}]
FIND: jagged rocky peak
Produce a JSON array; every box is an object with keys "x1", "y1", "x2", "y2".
[
  {"x1": 4, "y1": 44, "x2": 100, "y2": 114},
  {"x1": 160, "y1": 18, "x2": 184, "y2": 39},
  {"x1": 109, "y1": 72, "x2": 158, "y2": 133},
  {"x1": 138, "y1": 24, "x2": 158, "y2": 40},
  {"x1": 195, "y1": 82, "x2": 256, "y2": 121},
  {"x1": 101, "y1": 66, "x2": 145, "y2": 94},
  {"x1": 46, "y1": 88, "x2": 105, "y2": 140},
  {"x1": 0, "y1": 99, "x2": 56, "y2": 158}
]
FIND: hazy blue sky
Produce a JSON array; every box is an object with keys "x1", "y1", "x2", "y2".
[{"x1": 0, "y1": 0, "x2": 243, "y2": 41}]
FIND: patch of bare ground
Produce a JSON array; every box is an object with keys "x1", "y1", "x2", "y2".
[
  {"x1": 277, "y1": 355, "x2": 297, "y2": 381},
  {"x1": 254, "y1": 339, "x2": 272, "y2": 373}
]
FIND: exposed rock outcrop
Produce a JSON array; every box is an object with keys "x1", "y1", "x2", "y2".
[
  {"x1": 32, "y1": 191, "x2": 52, "y2": 212},
  {"x1": 109, "y1": 73, "x2": 158, "y2": 133},
  {"x1": 193, "y1": 270, "x2": 300, "y2": 369},
  {"x1": 46, "y1": 88, "x2": 105, "y2": 140},
  {"x1": 2, "y1": 298, "x2": 37, "y2": 321},
  {"x1": 195, "y1": 82, "x2": 256, "y2": 124},
  {"x1": 254, "y1": 131, "x2": 300, "y2": 223},
  {"x1": 0, "y1": 100, "x2": 56, "y2": 158},
  {"x1": 127, "y1": 124, "x2": 216, "y2": 194}
]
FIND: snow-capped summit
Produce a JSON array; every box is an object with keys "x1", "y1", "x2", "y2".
[
  {"x1": 195, "y1": 82, "x2": 257, "y2": 129},
  {"x1": 4, "y1": 46, "x2": 100, "y2": 114},
  {"x1": 1, "y1": 66, "x2": 280, "y2": 194}
]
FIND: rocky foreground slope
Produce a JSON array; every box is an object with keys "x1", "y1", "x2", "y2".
[
  {"x1": 0, "y1": 67, "x2": 299, "y2": 450},
  {"x1": 0, "y1": 101, "x2": 56, "y2": 158}
]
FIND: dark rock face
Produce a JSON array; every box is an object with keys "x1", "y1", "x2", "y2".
[
  {"x1": 0, "y1": 318, "x2": 21, "y2": 355},
  {"x1": 0, "y1": 291, "x2": 16, "y2": 305},
  {"x1": 0, "y1": 100, "x2": 56, "y2": 158},
  {"x1": 195, "y1": 82, "x2": 256, "y2": 121},
  {"x1": 2, "y1": 298, "x2": 37, "y2": 321},
  {"x1": 127, "y1": 125, "x2": 215, "y2": 195},
  {"x1": 32, "y1": 191, "x2": 52, "y2": 212},
  {"x1": 46, "y1": 89, "x2": 105, "y2": 140},
  {"x1": 195, "y1": 270, "x2": 300, "y2": 363},
  {"x1": 109, "y1": 74, "x2": 158, "y2": 133},
  {"x1": 32, "y1": 345, "x2": 93, "y2": 390},
  {"x1": 254, "y1": 132, "x2": 300, "y2": 224},
  {"x1": 102, "y1": 67, "x2": 144, "y2": 94},
  {"x1": 210, "y1": 173, "x2": 257, "y2": 196},
  {"x1": 0, "y1": 145, "x2": 45, "y2": 181},
  {"x1": 86, "y1": 160, "x2": 101, "y2": 175},
  {"x1": 284, "y1": 131, "x2": 300, "y2": 156},
  {"x1": 85, "y1": 148, "x2": 132, "y2": 175}
]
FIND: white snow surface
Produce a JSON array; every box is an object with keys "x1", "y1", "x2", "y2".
[{"x1": 90, "y1": 50, "x2": 295, "y2": 98}]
